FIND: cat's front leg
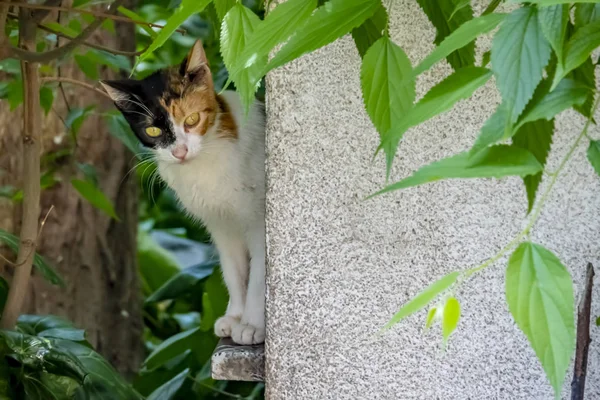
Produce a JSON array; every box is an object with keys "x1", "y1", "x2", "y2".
[
  {"x1": 209, "y1": 227, "x2": 249, "y2": 338},
  {"x1": 232, "y1": 224, "x2": 266, "y2": 345}
]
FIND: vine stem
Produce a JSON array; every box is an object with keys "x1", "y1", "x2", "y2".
[
  {"x1": 40, "y1": 77, "x2": 111, "y2": 99},
  {"x1": 462, "y1": 94, "x2": 599, "y2": 281}
]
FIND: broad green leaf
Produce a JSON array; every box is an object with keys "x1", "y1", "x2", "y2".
[
  {"x1": 65, "y1": 106, "x2": 94, "y2": 136},
  {"x1": 506, "y1": 242, "x2": 575, "y2": 398},
  {"x1": 512, "y1": 119, "x2": 554, "y2": 213},
  {"x1": 118, "y1": 6, "x2": 157, "y2": 38},
  {"x1": 513, "y1": 0, "x2": 600, "y2": 4},
  {"x1": 361, "y1": 36, "x2": 415, "y2": 174},
  {"x1": 75, "y1": 54, "x2": 99, "y2": 80},
  {"x1": 44, "y1": 22, "x2": 79, "y2": 37},
  {"x1": 145, "y1": 261, "x2": 218, "y2": 303},
  {"x1": 85, "y1": 49, "x2": 131, "y2": 72},
  {"x1": 425, "y1": 307, "x2": 437, "y2": 330},
  {"x1": 71, "y1": 179, "x2": 120, "y2": 221},
  {"x1": 481, "y1": 50, "x2": 491, "y2": 67},
  {"x1": 491, "y1": 6, "x2": 551, "y2": 123},
  {"x1": 516, "y1": 79, "x2": 588, "y2": 128},
  {"x1": 138, "y1": 230, "x2": 181, "y2": 297},
  {"x1": 39, "y1": 373, "x2": 80, "y2": 399},
  {"x1": 574, "y1": 4, "x2": 600, "y2": 29},
  {"x1": 38, "y1": 328, "x2": 86, "y2": 342},
  {"x1": 384, "y1": 67, "x2": 492, "y2": 166},
  {"x1": 552, "y1": 20, "x2": 600, "y2": 89},
  {"x1": 17, "y1": 315, "x2": 73, "y2": 335},
  {"x1": 442, "y1": 297, "x2": 460, "y2": 344},
  {"x1": 569, "y1": 56, "x2": 595, "y2": 119},
  {"x1": 77, "y1": 163, "x2": 98, "y2": 187},
  {"x1": 147, "y1": 369, "x2": 189, "y2": 400},
  {"x1": 538, "y1": 5, "x2": 568, "y2": 61},
  {"x1": 471, "y1": 103, "x2": 509, "y2": 154},
  {"x1": 215, "y1": 0, "x2": 236, "y2": 20},
  {"x1": 587, "y1": 140, "x2": 600, "y2": 176},
  {"x1": 144, "y1": 327, "x2": 201, "y2": 370},
  {"x1": 104, "y1": 111, "x2": 145, "y2": 157},
  {"x1": 200, "y1": 268, "x2": 229, "y2": 331},
  {"x1": 221, "y1": 4, "x2": 266, "y2": 112},
  {"x1": 381, "y1": 272, "x2": 459, "y2": 331},
  {"x1": 352, "y1": 3, "x2": 387, "y2": 58},
  {"x1": 372, "y1": 145, "x2": 543, "y2": 197},
  {"x1": 137, "y1": 0, "x2": 212, "y2": 63},
  {"x1": 266, "y1": 0, "x2": 380, "y2": 73},
  {"x1": 0, "y1": 229, "x2": 65, "y2": 287},
  {"x1": 236, "y1": 0, "x2": 316, "y2": 74},
  {"x1": 416, "y1": 0, "x2": 475, "y2": 70},
  {"x1": 415, "y1": 13, "x2": 505, "y2": 75},
  {"x1": 4, "y1": 80, "x2": 23, "y2": 110},
  {"x1": 40, "y1": 86, "x2": 54, "y2": 115}
]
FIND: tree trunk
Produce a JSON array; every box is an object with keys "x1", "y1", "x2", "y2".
[{"x1": 0, "y1": 4, "x2": 143, "y2": 378}]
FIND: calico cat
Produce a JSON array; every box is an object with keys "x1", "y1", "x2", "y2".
[{"x1": 100, "y1": 40, "x2": 266, "y2": 345}]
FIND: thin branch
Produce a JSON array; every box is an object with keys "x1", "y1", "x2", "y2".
[
  {"x1": 1, "y1": 8, "x2": 42, "y2": 330},
  {"x1": 0, "y1": 2, "x2": 185, "y2": 33},
  {"x1": 571, "y1": 263, "x2": 595, "y2": 400},
  {"x1": 0, "y1": 0, "x2": 9, "y2": 35},
  {"x1": 0, "y1": 0, "x2": 124, "y2": 63},
  {"x1": 41, "y1": 77, "x2": 111, "y2": 99}
]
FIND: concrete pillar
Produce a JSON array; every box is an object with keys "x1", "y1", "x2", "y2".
[{"x1": 264, "y1": 1, "x2": 600, "y2": 399}]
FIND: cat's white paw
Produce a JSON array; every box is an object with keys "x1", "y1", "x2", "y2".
[
  {"x1": 231, "y1": 322, "x2": 265, "y2": 345},
  {"x1": 214, "y1": 315, "x2": 240, "y2": 338}
]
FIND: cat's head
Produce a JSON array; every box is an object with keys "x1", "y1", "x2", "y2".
[{"x1": 101, "y1": 40, "x2": 233, "y2": 164}]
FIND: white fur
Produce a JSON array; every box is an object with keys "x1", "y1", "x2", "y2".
[{"x1": 156, "y1": 91, "x2": 266, "y2": 345}]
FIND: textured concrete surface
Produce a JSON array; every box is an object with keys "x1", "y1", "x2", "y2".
[
  {"x1": 211, "y1": 338, "x2": 264, "y2": 381},
  {"x1": 264, "y1": 1, "x2": 600, "y2": 399}
]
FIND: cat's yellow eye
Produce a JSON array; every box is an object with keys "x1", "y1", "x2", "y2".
[
  {"x1": 184, "y1": 112, "x2": 200, "y2": 127},
  {"x1": 145, "y1": 127, "x2": 162, "y2": 137}
]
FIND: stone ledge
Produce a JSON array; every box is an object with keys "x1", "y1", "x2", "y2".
[{"x1": 211, "y1": 338, "x2": 265, "y2": 381}]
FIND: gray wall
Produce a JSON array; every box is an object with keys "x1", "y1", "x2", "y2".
[{"x1": 264, "y1": 1, "x2": 600, "y2": 399}]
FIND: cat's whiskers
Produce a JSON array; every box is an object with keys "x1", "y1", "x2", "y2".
[{"x1": 131, "y1": 94, "x2": 155, "y2": 118}]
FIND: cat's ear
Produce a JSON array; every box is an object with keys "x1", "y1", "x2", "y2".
[
  {"x1": 184, "y1": 39, "x2": 209, "y2": 74},
  {"x1": 100, "y1": 79, "x2": 141, "y2": 108}
]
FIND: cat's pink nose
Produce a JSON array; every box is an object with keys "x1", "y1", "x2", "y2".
[{"x1": 172, "y1": 145, "x2": 188, "y2": 161}]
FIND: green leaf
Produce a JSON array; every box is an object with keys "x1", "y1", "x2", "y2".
[
  {"x1": 587, "y1": 140, "x2": 600, "y2": 176},
  {"x1": 569, "y1": 56, "x2": 595, "y2": 119},
  {"x1": 491, "y1": 6, "x2": 551, "y2": 123},
  {"x1": 138, "y1": 230, "x2": 181, "y2": 297},
  {"x1": 425, "y1": 307, "x2": 437, "y2": 330},
  {"x1": 65, "y1": 106, "x2": 94, "y2": 137},
  {"x1": 372, "y1": 145, "x2": 543, "y2": 197},
  {"x1": 44, "y1": 22, "x2": 78, "y2": 38},
  {"x1": 538, "y1": 5, "x2": 568, "y2": 61},
  {"x1": 415, "y1": 13, "x2": 506, "y2": 75},
  {"x1": 574, "y1": 4, "x2": 600, "y2": 29},
  {"x1": 17, "y1": 315, "x2": 74, "y2": 335},
  {"x1": 75, "y1": 54, "x2": 99, "y2": 80},
  {"x1": 553, "y1": 20, "x2": 600, "y2": 89},
  {"x1": 71, "y1": 179, "x2": 120, "y2": 221},
  {"x1": 266, "y1": 0, "x2": 380, "y2": 73},
  {"x1": 381, "y1": 272, "x2": 459, "y2": 331},
  {"x1": 416, "y1": 0, "x2": 475, "y2": 70},
  {"x1": 200, "y1": 268, "x2": 229, "y2": 331},
  {"x1": 360, "y1": 36, "x2": 415, "y2": 174},
  {"x1": 0, "y1": 229, "x2": 65, "y2": 287},
  {"x1": 40, "y1": 86, "x2": 54, "y2": 115},
  {"x1": 221, "y1": 4, "x2": 266, "y2": 112},
  {"x1": 237, "y1": 0, "x2": 317, "y2": 73},
  {"x1": 215, "y1": 0, "x2": 236, "y2": 20},
  {"x1": 137, "y1": 0, "x2": 212, "y2": 64},
  {"x1": 145, "y1": 261, "x2": 218, "y2": 303},
  {"x1": 144, "y1": 327, "x2": 201, "y2": 370},
  {"x1": 104, "y1": 111, "x2": 144, "y2": 157},
  {"x1": 352, "y1": 3, "x2": 387, "y2": 58},
  {"x1": 85, "y1": 49, "x2": 131, "y2": 72},
  {"x1": 5, "y1": 80, "x2": 23, "y2": 110},
  {"x1": 38, "y1": 328, "x2": 86, "y2": 342},
  {"x1": 512, "y1": 119, "x2": 554, "y2": 213},
  {"x1": 506, "y1": 242, "x2": 575, "y2": 398},
  {"x1": 442, "y1": 297, "x2": 460, "y2": 344},
  {"x1": 147, "y1": 369, "x2": 189, "y2": 400},
  {"x1": 118, "y1": 6, "x2": 157, "y2": 38}
]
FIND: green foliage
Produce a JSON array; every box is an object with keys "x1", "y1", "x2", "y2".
[
  {"x1": 71, "y1": 179, "x2": 120, "y2": 221},
  {"x1": 265, "y1": 0, "x2": 380, "y2": 73},
  {"x1": 441, "y1": 297, "x2": 460, "y2": 345},
  {"x1": 587, "y1": 140, "x2": 600, "y2": 176},
  {"x1": 0, "y1": 229, "x2": 65, "y2": 287},
  {"x1": 372, "y1": 145, "x2": 543, "y2": 197},
  {"x1": 382, "y1": 272, "x2": 459, "y2": 331},
  {"x1": 506, "y1": 243, "x2": 575, "y2": 398},
  {"x1": 415, "y1": 13, "x2": 505, "y2": 75},
  {"x1": 416, "y1": 0, "x2": 474, "y2": 70},
  {"x1": 553, "y1": 19, "x2": 600, "y2": 89},
  {"x1": 538, "y1": 5, "x2": 568, "y2": 61},
  {"x1": 352, "y1": 3, "x2": 387, "y2": 58},
  {"x1": 491, "y1": 6, "x2": 551, "y2": 124}
]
